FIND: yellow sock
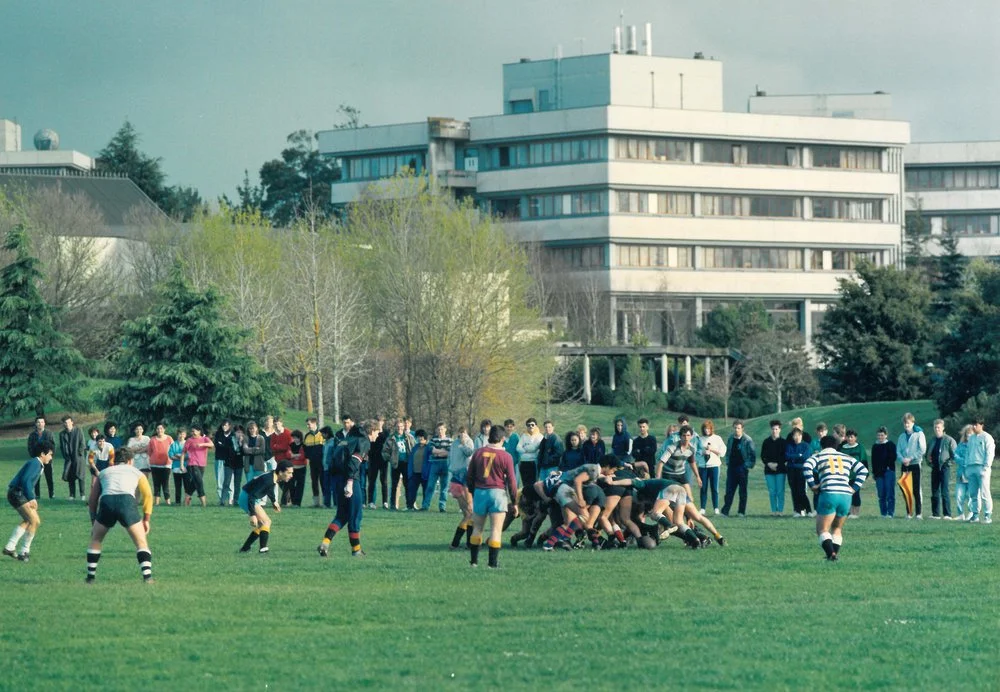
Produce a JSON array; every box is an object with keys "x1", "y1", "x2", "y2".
[{"x1": 487, "y1": 539, "x2": 501, "y2": 549}]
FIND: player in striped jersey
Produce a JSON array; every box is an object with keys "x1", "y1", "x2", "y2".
[{"x1": 803, "y1": 436, "x2": 869, "y2": 561}]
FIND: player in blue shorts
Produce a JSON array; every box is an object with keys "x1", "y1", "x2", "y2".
[
  {"x1": 803, "y1": 435, "x2": 869, "y2": 561},
  {"x1": 5, "y1": 442, "x2": 55, "y2": 562},
  {"x1": 317, "y1": 422, "x2": 379, "y2": 558}
]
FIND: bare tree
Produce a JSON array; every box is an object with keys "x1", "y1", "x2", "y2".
[
  {"x1": 284, "y1": 215, "x2": 369, "y2": 426},
  {"x1": 741, "y1": 328, "x2": 817, "y2": 413}
]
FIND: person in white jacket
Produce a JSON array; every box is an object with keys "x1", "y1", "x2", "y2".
[
  {"x1": 515, "y1": 418, "x2": 543, "y2": 487},
  {"x1": 698, "y1": 420, "x2": 727, "y2": 515},
  {"x1": 964, "y1": 416, "x2": 994, "y2": 524},
  {"x1": 896, "y1": 413, "x2": 927, "y2": 519}
]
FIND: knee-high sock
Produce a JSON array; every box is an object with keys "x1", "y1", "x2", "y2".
[
  {"x1": 258, "y1": 527, "x2": 269, "y2": 550},
  {"x1": 241, "y1": 528, "x2": 260, "y2": 551},
  {"x1": 451, "y1": 521, "x2": 467, "y2": 548},
  {"x1": 349, "y1": 531, "x2": 361, "y2": 553},
  {"x1": 469, "y1": 534, "x2": 482, "y2": 564},
  {"x1": 819, "y1": 531, "x2": 834, "y2": 558},
  {"x1": 136, "y1": 549, "x2": 152, "y2": 580},
  {"x1": 86, "y1": 549, "x2": 101, "y2": 580},
  {"x1": 323, "y1": 520, "x2": 342, "y2": 543},
  {"x1": 487, "y1": 539, "x2": 501, "y2": 567},
  {"x1": 6, "y1": 525, "x2": 26, "y2": 552}
]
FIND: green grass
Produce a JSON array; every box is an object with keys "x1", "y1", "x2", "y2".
[{"x1": 1, "y1": 434, "x2": 998, "y2": 690}]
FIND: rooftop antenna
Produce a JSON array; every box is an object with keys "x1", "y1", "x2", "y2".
[{"x1": 576, "y1": 37, "x2": 585, "y2": 55}]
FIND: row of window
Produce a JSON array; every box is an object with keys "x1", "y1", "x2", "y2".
[
  {"x1": 524, "y1": 191, "x2": 605, "y2": 218},
  {"x1": 547, "y1": 245, "x2": 883, "y2": 271},
  {"x1": 345, "y1": 152, "x2": 425, "y2": 181},
  {"x1": 499, "y1": 191, "x2": 886, "y2": 221},
  {"x1": 942, "y1": 214, "x2": 999, "y2": 236},
  {"x1": 906, "y1": 167, "x2": 1000, "y2": 191},
  {"x1": 484, "y1": 136, "x2": 887, "y2": 171},
  {"x1": 490, "y1": 138, "x2": 606, "y2": 170}
]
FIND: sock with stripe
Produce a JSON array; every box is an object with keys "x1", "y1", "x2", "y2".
[
  {"x1": 6, "y1": 525, "x2": 25, "y2": 552},
  {"x1": 613, "y1": 529, "x2": 626, "y2": 543},
  {"x1": 136, "y1": 549, "x2": 152, "y2": 581},
  {"x1": 451, "y1": 521, "x2": 467, "y2": 548},
  {"x1": 86, "y1": 549, "x2": 101, "y2": 581},
  {"x1": 545, "y1": 518, "x2": 583, "y2": 547},
  {"x1": 324, "y1": 521, "x2": 342, "y2": 542},
  {"x1": 469, "y1": 534, "x2": 482, "y2": 565},
  {"x1": 831, "y1": 535, "x2": 842, "y2": 556},
  {"x1": 465, "y1": 524, "x2": 473, "y2": 547},
  {"x1": 349, "y1": 532, "x2": 361, "y2": 553},
  {"x1": 258, "y1": 527, "x2": 269, "y2": 551},
  {"x1": 487, "y1": 539, "x2": 501, "y2": 568}
]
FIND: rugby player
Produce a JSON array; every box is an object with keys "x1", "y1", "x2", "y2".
[
  {"x1": 4, "y1": 442, "x2": 55, "y2": 562},
  {"x1": 803, "y1": 435, "x2": 869, "y2": 561},
  {"x1": 465, "y1": 426, "x2": 518, "y2": 568},
  {"x1": 317, "y1": 422, "x2": 378, "y2": 558},
  {"x1": 238, "y1": 460, "x2": 294, "y2": 554},
  {"x1": 85, "y1": 447, "x2": 155, "y2": 582}
]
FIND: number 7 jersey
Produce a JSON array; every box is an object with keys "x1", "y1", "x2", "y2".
[
  {"x1": 803, "y1": 448, "x2": 869, "y2": 495},
  {"x1": 467, "y1": 446, "x2": 517, "y2": 500}
]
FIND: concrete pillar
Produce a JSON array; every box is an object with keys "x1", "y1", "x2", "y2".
[
  {"x1": 661, "y1": 355, "x2": 669, "y2": 394},
  {"x1": 608, "y1": 358, "x2": 616, "y2": 391},
  {"x1": 583, "y1": 353, "x2": 592, "y2": 404},
  {"x1": 684, "y1": 355, "x2": 692, "y2": 390},
  {"x1": 724, "y1": 357, "x2": 730, "y2": 385},
  {"x1": 694, "y1": 297, "x2": 704, "y2": 329},
  {"x1": 622, "y1": 313, "x2": 630, "y2": 344},
  {"x1": 704, "y1": 356, "x2": 711, "y2": 385}
]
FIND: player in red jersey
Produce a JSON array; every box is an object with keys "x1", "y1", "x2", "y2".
[{"x1": 465, "y1": 426, "x2": 518, "y2": 568}]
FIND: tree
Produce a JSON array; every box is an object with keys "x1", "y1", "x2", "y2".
[
  {"x1": 351, "y1": 178, "x2": 554, "y2": 426},
  {"x1": 904, "y1": 199, "x2": 933, "y2": 281},
  {"x1": 183, "y1": 206, "x2": 283, "y2": 369},
  {"x1": 221, "y1": 170, "x2": 264, "y2": 213},
  {"x1": 932, "y1": 221, "x2": 967, "y2": 317},
  {"x1": 103, "y1": 262, "x2": 285, "y2": 427},
  {"x1": 97, "y1": 121, "x2": 203, "y2": 221},
  {"x1": 933, "y1": 259, "x2": 1000, "y2": 416},
  {"x1": 616, "y1": 353, "x2": 655, "y2": 411},
  {"x1": 96, "y1": 121, "x2": 168, "y2": 207},
  {"x1": 740, "y1": 328, "x2": 817, "y2": 413},
  {"x1": 283, "y1": 214, "x2": 369, "y2": 426},
  {"x1": 0, "y1": 225, "x2": 86, "y2": 417},
  {"x1": 698, "y1": 300, "x2": 770, "y2": 349},
  {"x1": 816, "y1": 261, "x2": 936, "y2": 401},
  {"x1": 259, "y1": 130, "x2": 342, "y2": 227}
]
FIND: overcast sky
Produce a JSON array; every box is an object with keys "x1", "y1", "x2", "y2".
[{"x1": 3, "y1": 0, "x2": 998, "y2": 199}]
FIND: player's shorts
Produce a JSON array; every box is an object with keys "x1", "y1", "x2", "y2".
[
  {"x1": 598, "y1": 479, "x2": 628, "y2": 498},
  {"x1": 816, "y1": 492, "x2": 851, "y2": 517},
  {"x1": 237, "y1": 490, "x2": 265, "y2": 516},
  {"x1": 95, "y1": 494, "x2": 142, "y2": 528},
  {"x1": 7, "y1": 488, "x2": 29, "y2": 509},
  {"x1": 555, "y1": 484, "x2": 579, "y2": 508},
  {"x1": 473, "y1": 488, "x2": 508, "y2": 515},
  {"x1": 582, "y1": 484, "x2": 607, "y2": 509},
  {"x1": 448, "y1": 475, "x2": 468, "y2": 500},
  {"x1": 658, "y1": 484, "x2": 689, "y2": 506}
]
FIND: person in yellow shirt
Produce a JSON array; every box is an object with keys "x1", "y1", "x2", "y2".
[{"x1": 85, "y1": 447, "x2": 155, "y2": 584}]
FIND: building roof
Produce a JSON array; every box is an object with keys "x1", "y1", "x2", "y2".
[{"x1": 0, "y1": 171, "x2": 168, "y2": 239}]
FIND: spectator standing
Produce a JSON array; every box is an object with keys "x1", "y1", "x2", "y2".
[
  {"x1": 761, "y1": 420, "x2": 787, "y2": 516},
  {"x1": 896, "y1": 413, "x2": 927, "y2": 519},
  {"x1": 870, "y1": 426, "x2": 897, "y2": 518},
  {"x1": 927, "y1": 419, "x2": 956, "y2": 519},
  {"x1": 721, "y1": 420, "x2": 756, "y2": 517},
  {"x1": 28, "y1": 417, "x2": 56, "y2": 500},
  {"x1": 58, "y1": 416, "x2": 87, "y2": 501},
  {"x1": 964, "y1": 417, "x2": 994, "y2": 524}
]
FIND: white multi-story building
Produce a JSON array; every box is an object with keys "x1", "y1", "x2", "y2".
[
  {"x1": 318, "y1": 31, "x2": 910, "y2": 347},
  {"x1": 904, "y1": 141, "x2": 1000, "y2": 259}
]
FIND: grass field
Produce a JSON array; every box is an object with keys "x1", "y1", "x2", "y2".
[{"x1": 1, "y1": 402, "x2": 997, "y2": 690}]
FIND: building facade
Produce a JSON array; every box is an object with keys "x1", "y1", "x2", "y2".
[
  {"x1": 904, "y1": 141, "x2": 1000, "y2": 260},
  {"x1": 317, "y1": 44, "x2": 910, "y2": 348}
]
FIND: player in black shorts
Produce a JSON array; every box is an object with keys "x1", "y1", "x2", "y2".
[
  {"x1": 86, "y1": 447, "x2": 156, "y2": 582},
  {"x1": 5, "y1": 443, "x2": 55, "y2": 562}
]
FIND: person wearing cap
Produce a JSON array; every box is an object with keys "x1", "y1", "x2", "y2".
[
  {"x1": 318, "y1": 422, "x2": 380, "y2": 558},
  {"x1": 237, "y1": 460, "x2": 294, "y2": 554}
]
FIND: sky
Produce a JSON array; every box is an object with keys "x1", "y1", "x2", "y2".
[{"x1": 3, "y1": 0, "x2": 998, "y2": 200}]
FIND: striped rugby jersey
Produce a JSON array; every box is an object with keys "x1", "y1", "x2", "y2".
[{"x1": 803, "y1": 448, "x2": 868, "y2": 495}]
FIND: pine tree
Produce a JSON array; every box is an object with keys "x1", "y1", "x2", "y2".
[
  {"x1": 904, "y1": 203, "x2": 933, "y2": 281},
  {"x1": 103, "y1": 262, "x2": 286, "y2": 427},
  {"x1": 934, "y1": 222, "x2": 967, "y2": 313},
  {"x1": 0, "y1": 225, "x2": 85, "y2": 418}
]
